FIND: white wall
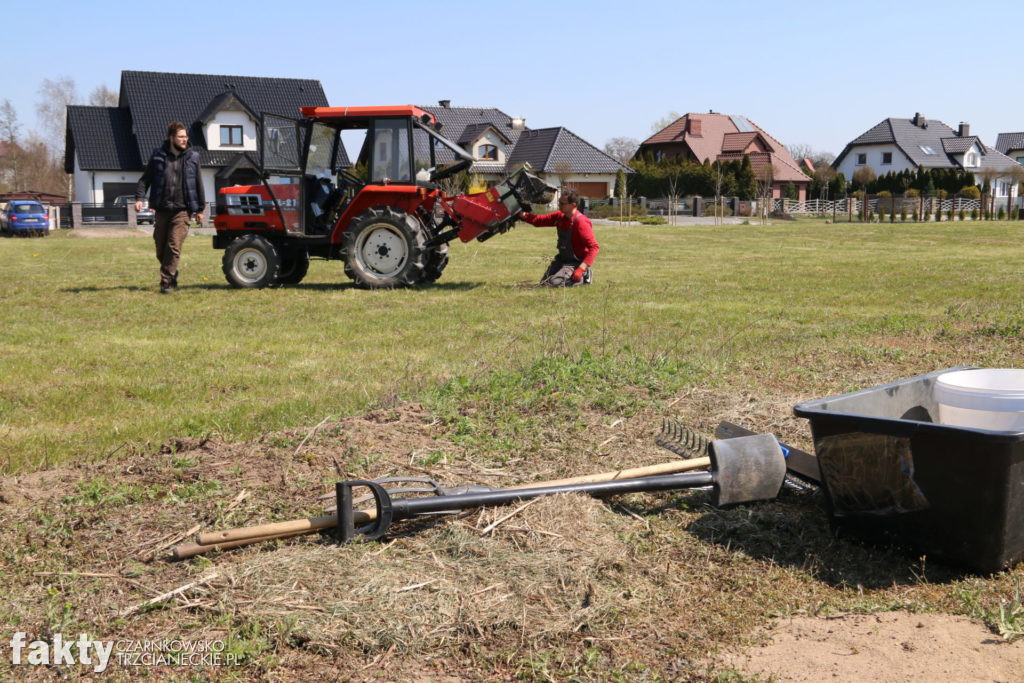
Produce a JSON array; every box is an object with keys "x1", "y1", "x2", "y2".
[
  {"x1": 835, "y1": 144, "x2": 915, "y2": 179},
  {"x1": 205, "y1": 110, "x2": 258, "y2": 152},
  {"x1": 474, "y1": 130, "x2": 507, "y2": 163}
]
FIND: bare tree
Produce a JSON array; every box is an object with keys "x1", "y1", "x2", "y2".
[
  {"x1": 755, "y1": 164, "x2": 774, "y2": 224},
  {"x1": 88, "y1": 84, "x2": 118, "y2": 107},
  {"x1": 0, "y1": 99, "x2": 19, "y2": 143},
  {"x1": 666, "y1": 171, "x2": 680, "y2": 225},
  {"x1": 553, "y1": 161, "x2": 575, "y2": 192},
  {"x1": 36, "y1": 76, "x2": 78, "y2": 156},
  {"x1": 603, "y1": 136, "x2": 639, "y2": 165},
  {"x1": 650, "y1": 111, "x2": 681, "y2": 134}
]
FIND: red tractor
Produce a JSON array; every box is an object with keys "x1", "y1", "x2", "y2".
[{"x1": 213, "y1": 106, "x2": 555, "y2": 288}]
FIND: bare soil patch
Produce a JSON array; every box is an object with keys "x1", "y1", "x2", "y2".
[
  {"x1": 66, "y1": 227, "x2": 147, "y2": 238},
  {"x1": 719, "y1": 612, "x2": 1024, "y2": 682}
]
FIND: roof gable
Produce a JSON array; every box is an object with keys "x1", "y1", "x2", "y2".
[
  {"x1": 458, "y1": 122, "x2": 511, "y2": 146},
  {"x1": 196, "y1": 90, "x2": 258, "y2": 125}
]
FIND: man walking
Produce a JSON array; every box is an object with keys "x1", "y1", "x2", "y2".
[
  {"x1": 135, "y1": 122, "x2": 205, "y2": 293},
  {"x1": 517, "y1": 188, "x2": 599, "y2": 286}
]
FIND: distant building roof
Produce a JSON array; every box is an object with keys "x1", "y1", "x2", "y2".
[
  {"x1": 421, "y1": 103, "x2": 627, "y2": 176},
  {"x1": 995, "y1": 132, "x2": 1024, "y2": 154},
  {"x1": 65, "y1": 106, "x2": 143, "y2": 172},
  {"x1": 507, "y1": 127, "x2": 630, "y2": 175},
  {"x1": 638, "y1": 112, "x2": 809, "y2": 183},
  {"x1": 833, "y1": 114, "x2": 995, "y2": 171},
  {"x1": 66, "y1": 70, "x2": 328, "y2": 172}
]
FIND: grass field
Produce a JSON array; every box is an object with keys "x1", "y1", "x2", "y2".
[
  {"x1": 4, "y1": 220, "x2": 1023, "y2": 474},
  {"x1": 2, "y1": 220, "x2": 1024, "y2": 679}
]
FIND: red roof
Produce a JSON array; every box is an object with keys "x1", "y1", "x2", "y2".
[{"x1": 640, "y1": 112, "x2": 809, "y2": 183}]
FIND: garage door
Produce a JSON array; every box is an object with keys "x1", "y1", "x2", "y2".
[{"x1": 572, "y1": 182, "x2": 608, "y2": 198}]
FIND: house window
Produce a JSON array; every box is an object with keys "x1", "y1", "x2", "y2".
[
  {"x1": 882, "y1": 152, "x2": 892, "y2": 164},
  {"x1": 478, "y1": 144, "x2": 498, "y2": 160},
  {"x1": 856, "y1": 153, "x2": 867, "y2": 165},
  {"x1": 220, "y1": 125, "x2": 243, "y2": 146},
  {"x1": 919, "y1": 145, "x2": 936, "y2": 155},
  {"x1": 965, "y1": 152, "x2": 979, "y2": 167}
]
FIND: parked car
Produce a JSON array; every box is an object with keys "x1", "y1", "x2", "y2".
[
  {"x1": 0, "y1": 201, "x2": 49, "y2": 237},
  {"x1": 114, "y1": 195, "x2": 155, "y2": 224}
]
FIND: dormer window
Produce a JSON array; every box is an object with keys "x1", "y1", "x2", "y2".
[
  {"x1": 220, "y1": 125, "x2": 243, "y2": 146},
  {"x1": 965, "y1": 152, "x2": 979, "y2": 167},
  {"x1": 478, "y1": 144, "x2": 497, "y2": 160}
]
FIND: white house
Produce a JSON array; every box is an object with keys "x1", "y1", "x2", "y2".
[{"x1": 65, "y1": 70, "x2": 328, "y2": 207}]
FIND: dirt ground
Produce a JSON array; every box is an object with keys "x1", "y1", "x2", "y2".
[
  {"x1": 65, "y1": 227, "x2": 148, "y2": 238},
  {"x1": 719, "y1": 612, "x2": 1024, "y2": 682},
  {"x1": 3, "y1": 392, "x2": 1022, "y2": 679}
]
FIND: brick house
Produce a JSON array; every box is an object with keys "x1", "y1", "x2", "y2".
[{"x1": 635, "y1": 112, "x2": 810, "y2": 199}]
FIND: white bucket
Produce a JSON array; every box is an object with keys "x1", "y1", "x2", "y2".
[{"x1": 934, "y1": 368, "x2": 1024, "y2": 430}]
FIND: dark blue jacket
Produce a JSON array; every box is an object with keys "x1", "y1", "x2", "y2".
[{"x1": 136, "y1": 142, "x2": 205, "y2": 214}]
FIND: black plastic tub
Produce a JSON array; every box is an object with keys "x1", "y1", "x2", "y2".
[{"x1": 793, "y1": 368, "x2": 1024, "y2": 572}]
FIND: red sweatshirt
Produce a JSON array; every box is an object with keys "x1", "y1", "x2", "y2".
[{"x1": 519, "y1": 210, "x2": 600, "y2": 266}]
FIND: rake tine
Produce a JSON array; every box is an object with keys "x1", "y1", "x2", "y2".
[{"x1": 654, "y1": 418, "x2": 710, "y2": 459}]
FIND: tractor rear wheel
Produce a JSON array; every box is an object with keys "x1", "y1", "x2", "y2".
[
  {"x1": 421, "y1": 243, "x2": 449, "y2": 284},
  {"x1": 222, "y1": 234, "x2": 281, "y2": 289},
  {"x1": 342, "y1": 207, "x2": 427, "y2": 288},
  {"x1": 275, "y1": 249, "x2": 310, "y2": 286}
]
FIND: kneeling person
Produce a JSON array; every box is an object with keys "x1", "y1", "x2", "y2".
[{"x1": 518, "y1": 189, "x2": 599, "y2": 286}]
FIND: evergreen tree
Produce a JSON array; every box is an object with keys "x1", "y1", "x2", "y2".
[
  {"x1": 737, "y1": 155, "x2": 756, "y2": 200},
  {"x1": 614, "y1": 167, "x2": 627, "y2": 199}
]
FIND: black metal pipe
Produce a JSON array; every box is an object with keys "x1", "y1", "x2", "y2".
[{"x1": 387, "y1": 471, "x2": 714, "y2": 519}]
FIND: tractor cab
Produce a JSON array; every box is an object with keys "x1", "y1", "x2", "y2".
[{"x1": 247, "y1": 106, "x2": 473, "y2": 237}]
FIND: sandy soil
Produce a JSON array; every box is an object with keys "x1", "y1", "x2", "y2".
[{"x1": 719, "y1": 612, "x2": 1024, "y2": 682}]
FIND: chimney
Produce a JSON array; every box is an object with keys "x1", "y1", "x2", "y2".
[
  {"x1": 438, "y1": 99, "x2": 451, "y2": 108},
  {"x1": 959, "y1": 122, "x2": 970, "y2": 137},
  {"x1": 912, "y1": 112, "x2": 927, "y2": 128},
  {"x1": 688, "y1": 118, "x2": 702, "y2": 135}
]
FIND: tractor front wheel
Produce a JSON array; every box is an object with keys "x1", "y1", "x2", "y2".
[
  {"x1": 222, "y1": 234, "x2": 281, "y2": 289},
  {"x1": 343, "y1": 207, "x2": 427, "y2": 288}
]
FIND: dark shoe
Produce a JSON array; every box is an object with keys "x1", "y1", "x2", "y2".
[
  {"x1": 170, "y1": 272, "x2": 179, "y2": 289},
  {"x1": 159, "y1": 284, "x2": 172, "y2": 294}
]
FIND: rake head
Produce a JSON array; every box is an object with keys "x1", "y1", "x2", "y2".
[{"x1": 655, "y1": 418, "x2": 711, "y2": 459}]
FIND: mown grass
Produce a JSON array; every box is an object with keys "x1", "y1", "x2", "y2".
[{"x1": 2, "y1": 220, "x2": 1024, "y2": 473}]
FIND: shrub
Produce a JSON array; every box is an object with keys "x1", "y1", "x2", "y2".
[
  {"x1": 912, "y1": 210, "x2": 919, "y2": 221},
  {"x1": 971, "y1": 209, "x2": 979, "y2": 220},
  {"x1": 900, "y1": 209, "x2": 907, "y2": 222},
  {"x1": 999, "y1": 207, "x2": 1007, "y2": 220},
  {"x1": 948, "y1": 208, "x2": 955, "y2": 221},
  {"x1": 959, "y1": 209, "x2": 966, "y2": 221},
  {"x1": 959, "y1": 186, "x2": 981, "y2": 199},
  {"x1": 905, "y1": 188, "x2": 920, "y2": 198}
]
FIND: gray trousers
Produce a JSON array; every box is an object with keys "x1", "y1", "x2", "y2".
[{"x1": 540, "y1": 260, "x2": 592, "y2": 287}]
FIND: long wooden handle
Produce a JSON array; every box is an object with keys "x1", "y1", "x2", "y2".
[{"x1": 194, "y1": 457, "x2": 711, "y2": 548}]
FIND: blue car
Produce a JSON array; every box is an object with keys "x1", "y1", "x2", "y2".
[{"x1": 1, "y1": 201, "x2": 50, "y2": 236}]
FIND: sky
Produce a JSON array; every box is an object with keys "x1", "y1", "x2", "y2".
[{"x1": 4, "y1": 0, "x2": 1023, "y2": 159}]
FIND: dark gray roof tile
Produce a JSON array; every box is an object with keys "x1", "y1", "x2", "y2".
[
  {"x1": 65, "y1": 106, "x2": 142, "y2": 172},
  {"x1": 996, "y1": 132, "x2": 1024, "y2": 154}
]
